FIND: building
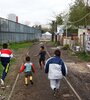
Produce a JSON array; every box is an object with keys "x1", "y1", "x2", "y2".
[{"x1": 7, "y1": 14, "x2": 18, "y2": 22}]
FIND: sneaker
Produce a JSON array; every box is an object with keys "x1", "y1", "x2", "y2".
[
  {"x1": 1, "y1": 86, "x2": 6, "y2": 90},
  {"x1": 25, "y1": 84, "x2": 28, "y2": 86},
  {"x1": 53, "y1": 88, "x2": 56, "y2": 96},
  {"x1": 30, "y1": 80, "x2": 34, "y2": 85},
  {"x1": 1, "y1": 79, "x2": 4, "y2": 86}
]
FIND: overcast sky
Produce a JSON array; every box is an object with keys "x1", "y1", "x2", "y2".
[{"x1": 0, "y1": 0, "x2": 75, "y2": 25}]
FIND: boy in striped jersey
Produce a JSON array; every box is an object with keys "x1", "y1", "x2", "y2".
[{"x1": 0, "y1": 43, "x2": 13, "y2": 86}]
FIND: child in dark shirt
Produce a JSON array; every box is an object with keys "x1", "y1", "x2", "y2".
[{"x1": 35, "y1": 46, "x2": 46, "y2": 70}]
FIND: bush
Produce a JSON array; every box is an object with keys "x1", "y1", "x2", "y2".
[
  {"x1": 62, "y1": 44, "x2": 70, "y2": 50},
  {"x1": 76, "y1": 51, "x2": 90, "y2": 61}
]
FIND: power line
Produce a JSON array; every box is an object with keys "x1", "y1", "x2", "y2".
[{"x1": 68, "y1": 12, "x2": 90, "y2": 24}]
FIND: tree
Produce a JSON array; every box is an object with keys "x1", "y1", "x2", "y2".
[
  {"x1": 69, "y1": 0, "x2": 90, "y2": 27},
  {"x1": 56, "y1": 14, "x2": 63, "y2": 25}
]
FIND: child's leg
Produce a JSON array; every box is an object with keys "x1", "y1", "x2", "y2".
[
  {"x1": 25, "y1": 77, "x2": 28, "y2": 85},
  {"x1": 42, "y1": 59, "x2": 45, "y2": 65},
  {"x1": 50, "y1": 79, "x2": 57, "y2": 96},
  {"x1": 56, "y1": 79, "x2": 60, "y2": 90},
  {"x1": 30, "y1": 76, "x2": 33, "y2": 85},
  {"x1": 2, "y1": 69, "x2": 7, "y2": 81},
  {"x1": 1, "y1": 58, "x2": 10, "y2": 82},
  {"x1": 25, "y1": 73, "x2": 28, "y2": 85},
  {"x1": 30, "y1": 76, "x2": 32, "y2": 81},
  {"x1": 40, "y1": 59, "x2": 45, "y2": 69},
  {"x1": 1, "y1": 63, "x2": 10, "y2": 81},
  {"x1": 41, "y1": 60, "x2": 45, "y2": 67},
  {"x1": 50, "y1": 79, "x2": 57, "y2": 90},
  {"x1": 39, "y1": 59, "x2": 42, "y2": 69}
]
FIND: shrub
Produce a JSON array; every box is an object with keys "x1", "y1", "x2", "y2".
[{"x1": 62, "y1": 44, "x2": 70, "y2": 50}]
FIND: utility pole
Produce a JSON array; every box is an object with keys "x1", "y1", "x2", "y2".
[
  {"x1": 83, "y1": 32, "x2": 86, "y2": 52},
  {"x1": 65, "y1": 23, "x2": 68, "y2": 44},
  {"x1": 66, "y1": 24, "x2": 68, "y2": 38},
  {"x1": 51, "y1": 21, "x2": 55, "y2": 42},
  {"x1": 55, "y1": 21, "x2": 57, "y2": 43},
  {"x1": 87, "y1": 0, "x2": 89, "y2": 6},
  {"x1": 64, "y1": 13, "x2": 69, "y2": 44}
]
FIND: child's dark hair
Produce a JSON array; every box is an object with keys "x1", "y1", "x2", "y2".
[
  {"x1": 41, "y1": 46, "x2": 44, "y2": 49},
  {"x1": 3, "y1": 43, "x2": 8, "y2": 49},
  {"x1": 26, "y1": 56, "x2": 30, "y2": 62},
  {"x1": 87, "y1": 28, "x2": 90, "y2": 31},
  {"x1": 54, "y1": 49, "x2": 61, "y2": 57}
]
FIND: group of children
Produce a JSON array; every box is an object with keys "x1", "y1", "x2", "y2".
[{"x1": 0, "y1": 43, "x2": 67, "y2": 96}]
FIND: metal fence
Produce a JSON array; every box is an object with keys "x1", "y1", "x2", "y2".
[{"x1": 0, "y1": 17, "x2": 41, "y2": 43}]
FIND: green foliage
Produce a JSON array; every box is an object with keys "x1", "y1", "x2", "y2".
[
  {"x1": 56, "y1": 14, "x2": 63, "y2": 25},
  {"x1": 62, "y1": 44, "x2": 70, "y2": 50},
  {"x1": 69, "y1": 0, "x2": 90, "y2": 26},
  {"x1": 76, "y1": 51, "x2": 90, "y2": 61},
  {"x1": 9, "y1": 42, "x2": 33, "y2": 50},
  {"x1": 49, "y1": 41, "x2": 57, "y2": 46}
]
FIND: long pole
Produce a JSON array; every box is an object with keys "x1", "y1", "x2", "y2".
[
  {"x1": 66, "y1": 24, "x2": 68, "y2": 44},
  {"x1": 52, "y1": 21, "x2": 54, "y2": 42},
  {"x1": 87, "y1": 0, "x2": 89, "y2": 6},
  {"x1": 66, "y1": 25, "x2": 67, "y2": 38}
]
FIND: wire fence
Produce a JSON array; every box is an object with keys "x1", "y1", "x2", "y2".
[{"x1": 0, "y1": 17, "x2": 41, "y2": 43}]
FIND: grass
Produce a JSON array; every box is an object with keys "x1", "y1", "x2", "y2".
[
  {"x1": 62, "y1": 44, "x2": 70, "y2": 50},
  {"x1": 49, "y1": 41, "x2": 58, "y2": 47},
  {"x1": 75, "y1": 52, "x2": 90, "y2": 62},
  {"x1": 9, "y1": 41, "x2": 33, "y2": 50}
]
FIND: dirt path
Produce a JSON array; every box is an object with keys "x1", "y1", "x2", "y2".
[
  {"x1": 0, "y1": 42, "x2": 90, "y2": 100},
  {"x1": 4, "y1": 43, "x2": 79, "y2": 100}
]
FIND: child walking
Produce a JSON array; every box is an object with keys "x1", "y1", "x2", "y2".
[
  {"x1": 45, "y1": 49, "x2": 67, "y2": 96},
  {"x1": 0, "y1": 43, "x2": 13, "y2": 86},
  {"x1": 35, "y1": 46, "x2": 46, "y2": 70},
  {"x1": 19, "y1": 56, "x2": 36, "y2": 86}
]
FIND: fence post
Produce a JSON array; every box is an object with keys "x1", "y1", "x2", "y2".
[{"x1": 83, "y1": 32, "x2": 86, "y2": 52}]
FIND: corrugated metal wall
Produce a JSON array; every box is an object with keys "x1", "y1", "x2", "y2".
[{"x1": 0, "y1": 17, "x2": 41, "y2": 43}]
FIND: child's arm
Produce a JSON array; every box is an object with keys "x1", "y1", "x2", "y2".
[
  {"x1": 61, "y1": 61, "x2": 67, "y2": 76},
  {"x1": 46, "y1": 51, "x2": 50, "y2": 58},
  {"x1": 9, "y1": 49, "x2": 13, "y2": 58},
  {"x1": 34, "y1": 51, "x2": 41, "y2": 57},
  {"x1": 10, "y1": 53, "x2": 13, "y2": 58},
  {"x1": 0, "y1": 50, "x2": 1, "y2": 57},
  {"x1": 34, "y1": 54, "x2": 39, "y2": 57},
  {"x1": 45, "y1": 59, "x2": 50, "y2": 73},
  {"x1": 31, "y1": 63, "x2": 36, "y2": 73},
  {"x1": 19, "y1": 64, "x2": 26, "y2": 73}
]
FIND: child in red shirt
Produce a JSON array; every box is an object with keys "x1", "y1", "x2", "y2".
[
  {"x1": 0, "y1": 43, "x2": 13, "y2": 86},
  {"x1": 19, "y1": 56, "x2": 36, "y2": 86}
]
